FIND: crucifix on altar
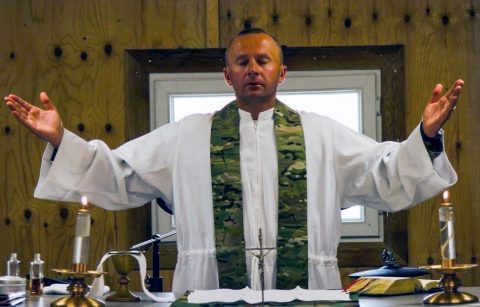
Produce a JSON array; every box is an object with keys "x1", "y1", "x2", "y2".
[{"x1": 245, "y1": 228, "x2": 276, "y2": 306}]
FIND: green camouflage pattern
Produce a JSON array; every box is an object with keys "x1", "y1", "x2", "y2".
[
  {"x1": 211, "y1": 101, "x2": 246, "y2": 288},
  {"x1": 274, "y1": 101, "x2": 308, "y2": 289},
  {"x1": 210, "y1": 100, "x2": 308, "y2": 290}
]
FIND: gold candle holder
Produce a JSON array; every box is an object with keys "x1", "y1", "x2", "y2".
[
  {"x1": 51, "y1": 196, "x2": 105, "y2": 307},
  {"x1": 50, "y1": 269, "x2": 105, "y2": 307},
  {"x1": 421, "y1": 264, "x2": 478, "y2": 305},
  {"x1": 421, "y1": 190, "x2": 478, "y2": 305}
]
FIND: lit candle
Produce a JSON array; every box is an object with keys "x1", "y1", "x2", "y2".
[
  {"x1": 439, "y1": 190, "x2": 456, "y2": 268},
  {"x1": 72, "y1": 196, "x2": 91, "y2": 272}
]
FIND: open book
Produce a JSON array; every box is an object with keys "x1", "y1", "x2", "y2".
[
  {"x1": 185, "y1": 287, "x2": 354, "y2": 305},
  {"x1": 346, "y1": 276, "x2": 441, "y2": 296}
]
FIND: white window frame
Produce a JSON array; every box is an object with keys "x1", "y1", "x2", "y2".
[{"x1": 149, "y1": 70, "x2": 383, "y2": 242}]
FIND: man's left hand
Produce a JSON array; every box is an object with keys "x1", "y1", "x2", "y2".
[{"x1": 422, "y1": 79, "x2": 464, "y2": 137}]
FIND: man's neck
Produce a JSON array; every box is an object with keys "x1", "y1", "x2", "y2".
[{"x1": 236, "y1": 99, "x2": 276, "y2": 120}]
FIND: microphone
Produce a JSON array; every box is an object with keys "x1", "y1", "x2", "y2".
[{"x1": 129, "y1": 230, "x2": 177, "y2": 250}]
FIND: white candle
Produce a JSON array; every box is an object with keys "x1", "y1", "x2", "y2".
[
  {"x1": 439, "y1": 190, "x2": 456, "y2": 267},
  {"x1": 72, "y1": 196, "x2": 91, "y2": 271}
]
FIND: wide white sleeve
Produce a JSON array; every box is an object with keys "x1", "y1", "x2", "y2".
[
  {"x1": 34, "y1": 125, "x2": 178, "y2": 210},
  {"x1": 334, "y1": 123, "x2": 457, "y2": 212}
]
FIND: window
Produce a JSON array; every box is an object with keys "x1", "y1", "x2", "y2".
[{"x1": 150, "y1": 70, "x2": 383, "y2": 242}]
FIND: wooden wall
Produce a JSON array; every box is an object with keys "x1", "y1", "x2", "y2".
[{"x1": 0, "y1": 0, "x2": 479, "y2": 291}]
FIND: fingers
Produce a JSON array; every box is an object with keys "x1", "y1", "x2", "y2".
[
  {"x1": 449, "y1": 79, "x2": 464, "y2": 98},
  {"x1": 39, "y1": 91, "x2": 56, "y2": 111},
  {"x1": 4, "y1": 99, "x2": 31, "y2": 128},
  {"x1": 4, "y1": 92, "x2": 55, "y2": 117},
  {"x1": 453, "y1": 79, "x2": 464, "y2": 87},
  {"x1": 4, "y1": 94, "x2": 32, "y2": 118},
  {"x1": 430, "y1": 83, "x2": 444, "y2": 102},
  {"x1": 9, "y1": 109, "x2": 30, "y2": 127},
  {"x1": 4, "y1": 95, "x2": 28, "y2": 120},
  {"x1": 430, "y1": 79, "x2": 464, "y2": 108},
  {"x1": 444, "y1": 79, "x2": 464, "y2": 111},
  {"x1": 6, "y1": 94, "x2": 33, "y2": 112}
]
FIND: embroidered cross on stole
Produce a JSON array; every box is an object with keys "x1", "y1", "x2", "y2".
[{"x1": 210, "y1": 100, "x2": 308, "y2": 289}]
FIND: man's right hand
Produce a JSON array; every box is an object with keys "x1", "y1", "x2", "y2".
[{"x1": 4, "y1": 92, "x2": 64, "y2": 148}]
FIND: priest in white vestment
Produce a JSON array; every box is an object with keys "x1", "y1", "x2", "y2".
[{"x1": 4, "y1": 28, "x2": 463, "y2": 294}]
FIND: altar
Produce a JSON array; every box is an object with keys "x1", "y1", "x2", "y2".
[{"x1": 15, "y1": 288, "x2": 480, "y2": 306}]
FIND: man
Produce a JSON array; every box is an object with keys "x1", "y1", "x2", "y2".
[{"x1": 4, "y1": 28, "x2": 461, "y2": 293}]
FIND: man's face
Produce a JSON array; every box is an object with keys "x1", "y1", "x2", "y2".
[{"x1": 224, "y1": 33, "x2": 286, "y2": 106}]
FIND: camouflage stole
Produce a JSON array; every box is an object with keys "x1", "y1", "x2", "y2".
[{"x1": 210, "y1": 100, "x2": 308, "y2": 289}]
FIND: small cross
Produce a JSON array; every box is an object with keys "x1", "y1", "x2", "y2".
[{"x1": 245, "y1": 228, "x2": 276, "y2": 306}]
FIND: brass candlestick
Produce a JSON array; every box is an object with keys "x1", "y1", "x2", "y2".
[
  {"x1": 105, "y1": 251, "x2": 141, "y2": 302},
  {"x1": 51, "y1": 197, "x2": 105, "y2": 306},
  {"x1": 421, "y1": 264, "x2": 478, "y2": 305},
  {"x1": 421, "y1": 190, "x2": 478, "y2": 305},
  {"x1": 50, "y1": 269, "x2": 105, "y2": 307}
]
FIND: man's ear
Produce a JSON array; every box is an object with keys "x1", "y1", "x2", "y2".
[
  {"x1": 224, "y1": 67, "x2": 233, "y2": 86},
  {"x1": 278, "y1": 65, "x2": 287, "y2": 84}
]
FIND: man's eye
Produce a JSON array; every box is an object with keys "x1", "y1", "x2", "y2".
[{"x1": 258, "y1": 58, "x2": 269, "y2": 65}]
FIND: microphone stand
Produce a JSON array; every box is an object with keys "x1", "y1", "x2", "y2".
[{"x1": 130, "y1": 230, "x2": 177, "y2": 292}]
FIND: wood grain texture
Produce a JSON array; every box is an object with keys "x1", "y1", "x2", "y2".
[
  {"x1": 406, "y1": 0, "x2": 475, "y2": 284},
  {"x1": 0, "y1": 0, "x2": 479, "y2": 288},
  {"x1": 0, "y1": 0, "x2": 206, "y2": 286},
  {"x1": 463, "y1": 0, "x2": 480, "y2": 286},
  {"x1": 206, "y1": 0, "x2": 220, "y2": 47}
]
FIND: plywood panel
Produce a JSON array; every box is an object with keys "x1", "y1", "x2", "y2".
[
  {"x1": 0, "y1": 0, "x2": 206, "y2": 282},
  {"x1": 366, "y1": 0, "x2": 409, "y2": 45},
  {"x1": 407, "y1": 0, "x2": 474, "y2": 283},
  {"x1": 139, "y1": 0, "x2": 206, "y2": 49},
  {"x1": 464, "y1": 0, "x2": 480, "y2": 286},
  {"x1": 206, "y1": 0, "x2": 220, "y2": 47}
]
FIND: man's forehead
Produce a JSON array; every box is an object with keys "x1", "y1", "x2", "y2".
[{"x1": 229, "y1": 33, "x2": 280, "y2": 56}]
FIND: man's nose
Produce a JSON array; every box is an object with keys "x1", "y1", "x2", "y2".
[{"x1": 247, "y1": 60, "x2": 259, "y2": 75}]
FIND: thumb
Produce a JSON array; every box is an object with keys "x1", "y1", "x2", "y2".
[
  {"x1": 430, "y1": 84, "x2": 443, "y2": 103},
  {"x1": 39, "y1": 91, "x2": 56, "y2": 111}
]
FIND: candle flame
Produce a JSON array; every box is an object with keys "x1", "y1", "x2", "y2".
[
  {"x1": 442, "y1": 190, "x2": 450, "y2": 203},
  {"x1": 81, "y1": 196, "x2": 89, "y2": 209}
]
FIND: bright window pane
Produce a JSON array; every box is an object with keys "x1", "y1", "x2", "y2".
[
  {"x1": 341, "y1": 206, "x2": 364, "y2": 222},
  {"x1": 278, "y1": 91, "x2": 360, "y2": 132},
  {"x1": 170, "y1": 95, "x2": 234, "y2": 122},
  {"x1": 170, "y1": 91, "x2": 360, "y2": 133}
]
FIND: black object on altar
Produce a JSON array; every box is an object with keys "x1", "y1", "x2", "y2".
[
  {"x1": 349, "y1": 247, "x2": 429, "y2": 278},
  {"x1": 129, "y1": 197, "x2": 176, "y2": 292},
  {"x1": 349, "y1": 212, "x2": 429, "y2": 278},
  {"x1": 129, "y1": 230, "x2": 177, "y2": 292}
]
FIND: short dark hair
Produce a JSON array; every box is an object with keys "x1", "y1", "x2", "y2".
[{"x1": 224, "y1": 27, "x2": 284, "y2": 67}]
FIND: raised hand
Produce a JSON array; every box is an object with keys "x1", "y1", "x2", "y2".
[
  {"x1": 4, "y1": 92, "x2": 64, "y2": 147},
  {"x1": 422, "y1": 79, "x2": 464, "y2": 137}
]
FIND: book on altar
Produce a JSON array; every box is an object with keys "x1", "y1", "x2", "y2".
[
  {"x1": 346, "y1": 276, "x2": 441, "y2": 296},
  {"x1": 186, "y1": 286, "x2": 355, "y2": 304}
]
